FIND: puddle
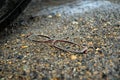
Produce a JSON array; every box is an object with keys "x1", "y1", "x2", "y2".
[{"x1": 35, "y1": 0, "x2": 119, "y2": 16}]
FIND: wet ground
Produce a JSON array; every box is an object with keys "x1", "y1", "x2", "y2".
[{"x1": 0, "y1": 0, "x2": 120, "y2": 80}]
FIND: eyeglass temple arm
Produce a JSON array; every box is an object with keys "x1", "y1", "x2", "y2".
[{"x1": 53, "y1": 40, "x2": 88, "y2": 54}]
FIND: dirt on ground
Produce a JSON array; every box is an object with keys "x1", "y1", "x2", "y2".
[{"x1": 0, "y1": 0, "x2": 120, "y2": 80}]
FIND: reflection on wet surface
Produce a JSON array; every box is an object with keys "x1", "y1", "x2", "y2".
[{"x1": 27, "y1": 0, "x2": 120, "y2": 16}]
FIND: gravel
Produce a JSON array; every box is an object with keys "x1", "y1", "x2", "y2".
[{"x1": 0, "y1": 0, "x2": 120, "y2": 80}]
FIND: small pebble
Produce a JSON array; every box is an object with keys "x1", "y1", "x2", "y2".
[
  {"x1": 70, "y1": 55, "x2": 77, "y2": 60},
  {"x1": 8, "y1": 75, "x2": 13, "y2": 79},
  {"x1": 72, "y1": 21, "x2": 78, "y2": 25},
  {"x1": 51, "y1": 77, "x2": 60, "y2": 80},
  {"x1": 8, "y1": 61, "x2": 12, "y2": 64},
  {"x1": 30, "y1": 71, "x2": 38, "y2": 79},
  {"x1": 88, "y1": 42, "x2": 93, "y2": 47},
  {"x1": 16, "y1": 55, "x2": 24, "y2": 59},
  {"x1": 22, "y1": 60, "x2": 27, "y2": 63},
  {"x1": 48, "y1": 15, "x2": 52, "y2": 18},
  {"x1": 20, "y1": 34, "x2": 25, "y2": 37},
  {"x1": 21, "y1": 45, "x2": 28, "y2": 49},
  {"x1": 23, "y1": 65, "x2": 30, "y2": 73},
  {"x1": 93, "y1": 71, "x2": 98, "y2": 75},
  {"x1": 86, "y1": 71, "x2": 92, "y2": 76},
  {"x1": 42, "y1": 77, "x2": 49, "y2": 80},
  {"x1": 56, "y1": 13, "x2": 61, "y2": 17},
  {"x1": 114, "y1": 21, "x2": 120, "y2": 26}
]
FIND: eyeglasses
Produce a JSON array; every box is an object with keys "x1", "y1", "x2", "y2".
[{"x1": 27, "y1": 34, "x2": 88, "y2": 54}]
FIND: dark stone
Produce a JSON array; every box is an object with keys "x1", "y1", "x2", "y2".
[
  {"x1": 42, "y1": 77, "x2": 50, "y2": 80},
  {"x1": 16, "y1": 55, "x2": 24, "y2": 59},
  {"x1": 60, "y1": 74, "x2": 64, "y2": 80},
  {"x1": 0, "y1": 66, "x2": 2, "y2": 72},
  {"x1": 98, "y1": 50, "x2": 103, "y2": 54},
  {"x1": 0, "y1": 52, "x2": 3, "y2": 57},
  {"x1": 0, "y1": 75, "x2": 3, "y2": 79},
  {"x1": 7, "y1": 55, "x2": 13, "y2": 59},
  {"x1": 22, "y1": 71, "x2": 27, "y2": 76},
  {"x1": 102, "y1": 73, "x2": 107, "y2": 79},
  {"x1": 30, "y1": 71, "x2": 38, "y2": 79}
]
